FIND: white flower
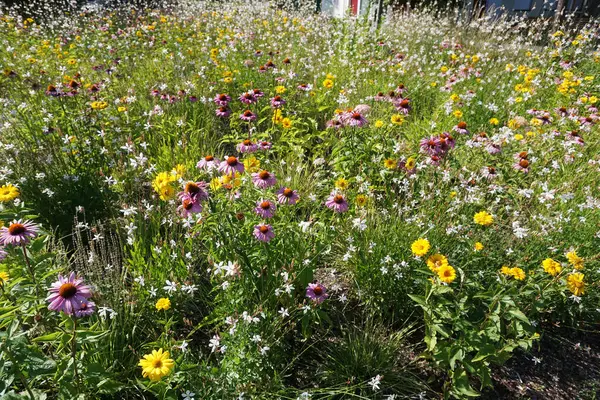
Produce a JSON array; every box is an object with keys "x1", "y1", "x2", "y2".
[
  {"x1": 178, "y1": 340, "x2": 189, "y2": 352},
  {"x1": 97, "y1": 307, "x2": 117, "y2": 320},
  {"x1": 163, "y1": 280, "x2": 177, "y2": 294},
  {"x1": 209, "y1": 335, "x2": 221, "y2": 353},
  {"x1": 279, "y1": 307, "x2": 289, "y2": 318},
  {"x1": 182, "y1": 390, "x2": 195, "y2": 400},
  {"x1": 181, "y1": 284, "x2": 197, "y2": 295},
  {"x1": 369, "y1": 374, "x2": 382, "y2": 391}
]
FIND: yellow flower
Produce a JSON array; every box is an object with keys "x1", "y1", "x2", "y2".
[
  {"x1": 117, "y1": 106, "x2": 127, "y2": 112},
  {"x1": 334, "y1": 177, "x2": 349, "y2": 190},
  {"x1": 452, "y1": 110, "x2": 463, "y2": 118},
  {"x1": 153, "y1": 172, "x2": 171, "y2": 190},
  {"x1": 374, "y1": 120, "x2": 384, "y2": 128},
  {"x1": 427, "y1": 254, "x2": 448, "y2": 273},
  {"x1": 0, "y1": 184, "x2": 20, "y2": 202},
  {"x1": 221, "y1": 172, "x2": 241, "y2": 189},
  {"x1": 383, "y1": 159, "x2": 396, "y2": 169},
  {"x1": 272, "y1": 109, "x2": 283, "y2": 124},
  {"x1": 0, "y1": 271, "x2": 9, "y2": 284},
  {"x1": 157, "y1": 185, "x2": 174, "y2": 201},
  {"x1": 138, "y1": 349, "x2": 174, "y2": 381},
  {"x1": 223, "y1": 77, "x2": 233, "y2": 84},
  {"x1": 501, "y1": 266, "x2": 512, "y2": 276},
  {"x1": 91, "y1": 101, "x2": 108, "y2": 110},
  {"x1": 474, "y1": 242, "x2": 484, "y2": 251},
  {"x1": 437, "y1": 264, "x2": 456, "y2": 284},
  {"x1": 449, "y1": 191, "x2": 457, "y2": 198},
  {"x1": 172, "y1": 164, "x2": 186, "y2": 179},
  {"x1": 514, "y1": 134, "x2": 524, "y2": 141},
  {"x1": 322, "y1": 79, "x2": 334, "y2": 89},
  {"x1": 67, "y1": 58, "x2": 77, "y2": 65},
  {"x1": 210, "y1": 177, "x2": 222, "y2": 191},
  {"x1": 390, "y1": 114, "x2": 404, "y2": 125},
  {"x1": 542, "y1": 258, "x2": 562, "y2": 276},
  {"x1": 355, "y1": 194, "x2": 368, "y2": 207},
  {"x1": 473, "y1": 211, "x2": 494, "y2": 226},
  {"x1": 411, "y1": 238, "x2": 430, "y2": 257},
  {"x1": 275, "y1": 85, "x2": 286, "y2": 94},
  {"x1": 566, "y1": 273, "x2": 585, "y2": 296},
  {"x1": 489, "y1": 118, "x2": 499, "y2": 125},
  {"x1": 566, "y1": 251, "x2": 584, "y2": 270},
  {"x1": 155, "y1": 298, "x2": 171, "y2": 311},
  {"x1": 405, "y1": 157, "x2": 416, "y2": 170},
  {"x1": 281, "y1": 118, "x2": 292, "y2": 129},
  {"x1": 511, "y1": 267, "x2": 526, "y2": 281},
  {"x1": 243, "y1": 156, "x2": 260, "y2": 173}
]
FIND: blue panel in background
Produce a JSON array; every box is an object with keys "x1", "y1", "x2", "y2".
[{"x1": 514, "y1": 0, "x2": 532, "y2": 10}]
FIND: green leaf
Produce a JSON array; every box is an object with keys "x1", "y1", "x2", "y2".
[
  {"x1": 32, "y1": 332, "x2": 62, "y2": 343},
  {"x1": 508, "y1": 309, "x2": 530, "y2": 325}
]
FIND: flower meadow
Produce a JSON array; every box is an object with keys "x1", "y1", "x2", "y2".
[{"x1": 0, "y1": 1, "x2": 600, "y2": 398}]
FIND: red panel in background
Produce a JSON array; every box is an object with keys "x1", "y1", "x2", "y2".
[{"x1": 351, "y1": 0, "x2": 358, "y2": 15}]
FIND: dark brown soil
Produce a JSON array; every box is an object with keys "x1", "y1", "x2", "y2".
[{"x1": 482, "y1": 326, "x2": 600, "y2": 400}]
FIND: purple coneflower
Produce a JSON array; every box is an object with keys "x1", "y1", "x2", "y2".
[
  {"x1": 239, "y1": 91, "x2": 257, "y2": 104},
  {"x1": 346, "y1": 112, "x2": 368, "y2": 127},
  {"x1": 219, "y1": 156, "x2": 245, "y2": 176},
  {"x1": 453, "y1": 121, "x2": 469, "y2": 135},
  {"x1": 237, "y1": 139, "x2": 259, "y2": 153},
  {"x1": 74, "y1": 300, "x2": 96, "y2": 318},
  {"x1": 439, "y1": 132, "x2": 455, "y2": 151},
  {"x1": 255, "y1": 200, "x2": 276, "y2": 218},
  {"x1": 1, "y1": 220, "x2": 39, "y2": 246},
  {"x1": 297, "y1": 83, "x2": 312, "y2": 91},
  {"x1": 197, "y1": 155, "x2": 220, "y2": 171},
  {"x1": 514, "y1": 158, "x2": 530, "y2": 173},
  {"x1": 326, "y1": 119, "x2": 343, "y2": 129},
  {"x1": 46, "y1": 272, "x2": 93, "y2": 315},
  {"x1": 481, "y1": 166, "x2": 498, "y2": 180},
  {"x1": 325, "y1": 193, "x2": 348, "y2": 213},
  {"x1": 277, "y1": 187, "x2": 299, "y2": 205},
  {"x1": 427, "y1": 155, "x2": 442, "y2": 166},
  {"x1": 567, "y1": 131, "x2": 584, "y2": 146},
  {"x1": 180, "y1": 181, "x2": 209, "y2": 201},
  {"x1": 270, "y1": 95, "x2": 286, "y2": 108},
  {"x1": 214, "y1": 93, "x2": 231, "y2": 106},
  {"x1": 306, "y1": 282, "x2": 328, "y2": 304},
  {"x1": 216, "y1": 106, "x2": 231, "y2": 118},
  {"x1": 374, "y1": 92, "x2": 387, "y2": 101},
  {"x1": 259, "y1": 141, "x2": 272, "y2": 151},
  {"x1": 485, "y1": 143, "x2": 502, "y2": 155},
  {"x1": 178, "y1": 195, "x2": 202, "y2": 217},
  {"x1": 420, "y1": 136, "x2": 442, "y2": 156},
  {"x1": 252, "y1": 170, "x2": 277, "y2": 189},
  {"x1": 353, "y1": 104, "x2": 371, "y2": 115},
  {"x1": 253, "y1": 224, "x2": 275, "y2": 242},
  {"x1": 252, "y1": 88, "x2": 265, "y2": 98},
  {"x1": 394, "y1": 98, "x2": 411, "y2": 114},
  {"x1": 240, "y1": 110, "x2": 257, "y2": 122}
]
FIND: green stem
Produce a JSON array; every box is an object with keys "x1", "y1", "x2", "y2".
[
  {"x1": 71, "y1": 318, "x2": 80, "y2": 385},
  {"x1": 1, "y1": 341, "x2": 35, "y2": 400},
  {"x1": 21, "y1": 243, "x2": 39, "y2": 297}
]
